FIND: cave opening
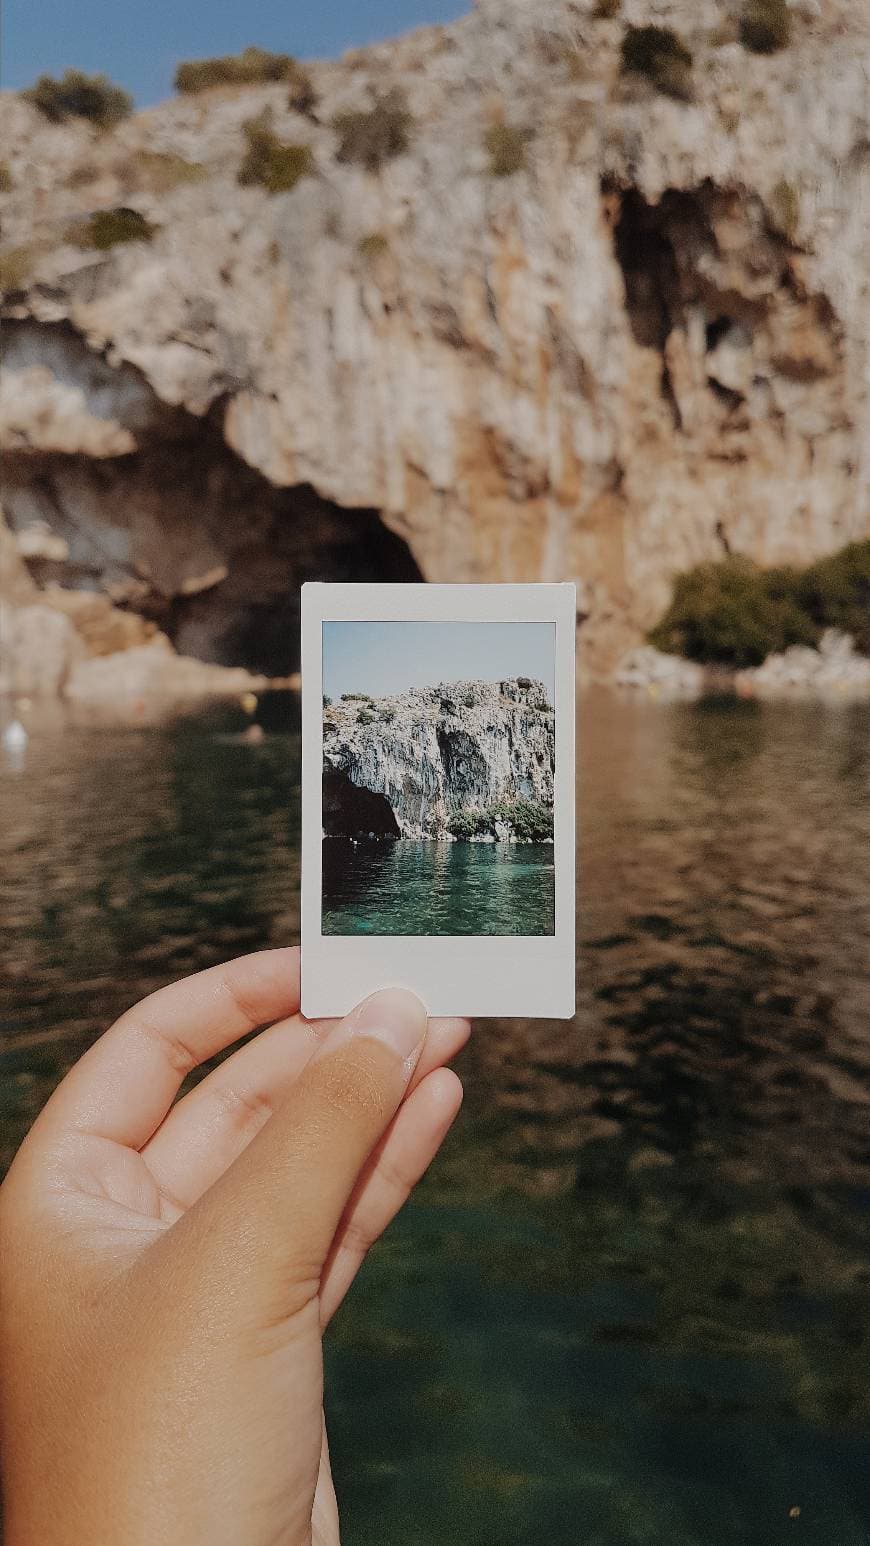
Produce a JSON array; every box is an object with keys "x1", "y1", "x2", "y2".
[
  {"x1": 3, "y1": 336, "x2": 424, "y2": 678},
  {"x1": 322, "y1": 770, "x2": 401, "y2": 838}
]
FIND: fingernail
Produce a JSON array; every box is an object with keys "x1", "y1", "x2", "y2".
[{"x1": 349, "y1": 988, "x2": 427, "y2": 1068}]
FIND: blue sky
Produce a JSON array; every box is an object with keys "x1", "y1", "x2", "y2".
[
  {"x1": 323, "y1": 622, "x2": 556, "y2": 701},
  {"x1": 1, "y1": 0, "x2": 471, "y2": 106}
]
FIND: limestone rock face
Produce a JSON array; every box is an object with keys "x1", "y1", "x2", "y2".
[
  {"x1": 323, "y1": 678, "x2": 555, "y2": 837},
  {"x1": 1, "y1": 0, "x2": 868, "y2": 675}
]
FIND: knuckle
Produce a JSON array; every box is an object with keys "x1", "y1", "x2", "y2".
[
  {"x1": 211, "y1": 1081, "x2": 273, "y2": 1139},
  {"x1": 133, "y1": 1012, "x2": 199, "y2": 1078}
]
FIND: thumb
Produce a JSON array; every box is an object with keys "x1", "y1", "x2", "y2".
[{"x1": 189, "y1": 987, "x2": 428, "y2": 1318}]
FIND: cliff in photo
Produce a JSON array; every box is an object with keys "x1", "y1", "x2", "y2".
[
  {"x1": 1, "y1": 0, "x2": 868, "y2": 677},
  {"x1": 323, "y1": 677, "x2": 554, "y2": 838}
]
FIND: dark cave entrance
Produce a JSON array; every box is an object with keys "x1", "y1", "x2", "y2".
[
  {"x1": 2, "y1": 318, "x2": 424, "y2": 679},
  {"x1": 322, "y1": 770, "x2": 401, "y2": 838}
]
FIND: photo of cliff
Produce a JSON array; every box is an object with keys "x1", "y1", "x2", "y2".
[{"x1": 321, "y1": 619, "x2": 556, "y2": 934}]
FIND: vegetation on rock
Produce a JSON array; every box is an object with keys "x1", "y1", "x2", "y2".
[
  {"x1": 124, "y1": 151, "x2": 208, "y2": 194},
  {"x1": 768, "y1": 178, "x2": 800, "y2": 242},
  {"x1": 333, "y1": 90, "x2": 412, "y2": 171},
  {"x1": 448, "y1": 799, "x2": 554, "y2": 842},
  {"x1": 358, "y1": 231, "x2": 390, "y2": 261},
  {"x1": 620, "y1": 26, "x2": 694, "y2": 100},
  {"x1": 174, "y1": 47, "x2": 314, "y2": 107},
  {"x1": 23, "y1": 70, "x2": 132, "y2": 127},
  {"x1": 238, "y1": 116, "x2": 314, "y2": 193},
  {"x1": 0, "y1": 162, "x2": 13, "y2": 192},
  {"x1": 70, "y1": 207, "x2": 156, "y2": 251},
  {"x1": 0, "y1": 245, "x2": 34, "y2": 292},
  {"x1": 739, "y1": 0, "x2": 791, "y2": 53},
  {"x1": 649, "y1": 544, "x2": 870, "y2": 667},
  {"x1": 485, "y1": 122, "x2": 532, "y2": 177}
]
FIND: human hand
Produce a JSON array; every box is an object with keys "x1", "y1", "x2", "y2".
[{"x1": 0, "y1": 948, "x2": 468, "y2": 1546}]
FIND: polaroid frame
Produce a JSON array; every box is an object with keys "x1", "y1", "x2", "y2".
[{"x1": 301, "y1": 583, "x2": 576, "y2": 1019}]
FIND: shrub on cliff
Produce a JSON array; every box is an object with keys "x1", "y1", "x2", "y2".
[
  {"x1": 23, "y1": 70, "x2": 132, "y2": 127},
  {"x1": 0, "y1": 162, "x2": 13, "y2": 192},
  {"x1": 739, "y1": 0, "x2": 791, "y2": 53},
  {"x1": 620, "y1": 26, "x2": 693, "y2": 100},
  {"x1": 238, "y1": 116, "x2": 314, "y2": 193},
  {"x1": 650, "y1": 545, "x2": 870, "y2": 667},
  {"x1": 333, "y1": 90, "x2": 412, "y2": 171},
  {"x1": 448, "y1": 799, "x2": 554, "y2": 842},
  {"x1": 649, "y1": 558, "x2": 818, "y2": 668},
  {"x1": 174, "y1": 48, "x2": 314, "y2": 108},
  {"x1": 70, "y1": 207, "x2": 156, "y2": 251},
  {"x1": 485, "y1": 122, "x2": 532, "y2": 176},
  {"x1": 797, "y1": 543, "x2": 870, "y2": 655}
]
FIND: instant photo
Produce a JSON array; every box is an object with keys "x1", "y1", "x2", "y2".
[{"x1": 301, "y1": 584, "x2": 575, "y2": 1019}]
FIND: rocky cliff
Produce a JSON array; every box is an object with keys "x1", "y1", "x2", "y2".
[
  {"x1": 1, "y1": 0, "x2": 869, "y2": 678},
  {"x1": 323, "y1": 677, "x2": 555, "y2": 837}
]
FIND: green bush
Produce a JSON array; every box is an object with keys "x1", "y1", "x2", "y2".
[
  {"x1": 357, "y1": 708, "x2": 377, "y2": 725},
  {"x1": 448, "y1": 799, "x2": 554, "y2": 842},
  {"x1": 769, "y1": 178, "x2": 800, "y2": 242},
  {"x1": 380, "y1": 707, "x2": 396, "y2": 722},
  {"x1": 23, "y1": 70, "x2": 132, "y2": 127},
  {"x1": 238, "y1": 117, "x2": 314, "y2": 192},
  {"x1": 0, "y1": 245, "x2": 34, "y2": 292},
  {"x1": 174, "y1": 47, "x2": 313, "y2": 102},
  {"x1": 649, "y1": 544, "x2": 870, "y2": 667},
  {"x1": 739, "y1": 0, "x2": 791, "y2": 53},
  {"x1": 485, "y1": 122, "x2": 532, "y2": 177},
  {"x1": 333, "y1": 89, "x2": 411, "y2": 171},
  {"x1": 323, "y1": 695, "x2": 332, "y2": 708},
  {"x1": 341, "y1": 691, "x2": 374, "y2": 702},
  {"x1": 797, "y1": 543, "x2": 870, "y2": 655},
  {"x1": 0, "y1": 162, "x2": 12, "y2": 193},
  {"x1": 620, "y1": 25, "x2": 693, "y2": 99},
  {"x1": 358, "y1": 231, "x2": 389, "y2": 261},
  {"x1": 70, "y1": 207, "x2": 156, "y2": 251}
]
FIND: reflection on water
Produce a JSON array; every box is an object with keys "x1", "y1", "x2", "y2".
[
  {"x1": 322, "y1": 837, "x2": 556, "y2": 935},
  {"x1": 2, "y1": 690, "x2": 870, "y2": 1544}
]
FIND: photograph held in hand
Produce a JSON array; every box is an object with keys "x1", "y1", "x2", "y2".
[{"x1": 301, "y1": 584, "x2": 575, "y2": 1020}]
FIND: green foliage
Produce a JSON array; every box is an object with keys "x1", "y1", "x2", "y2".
[
  {"x1": 769, "y1": 179, "x2": 800, "y2": 242},
  {"x1": 358, "y1": 231, "x2": 390, "y2": 261},
  {"x1": 357, "y1": 707, "x2": 377, "y2": 725},
  {"x1": 380, "y1": 707, "x2": 396, "y2": 723},
  {"x1": 238, "y1": 117, "x2": 314, "y2": 193},
  {"x1": 0, "y1": 245, "x2": 34, "y2": 292},
  {"x1": 322, "y1": 695, "x2": 332, "y2": 708},
  {"x1": 174, "y1": 47, "x2": 313, "y2": 103},
  {"x1": 592, "y1": 0, "x2": 621, "y2": 17},
  {"x1": 333, "y1": 89, "x2": 412, "y2": 171},
  {"x1": 462, "y1": 692, "x2": 476, "y2": 709},
  {"x1": 127, "y1": 151, "x2": 207, "y2": 193},
  {"x1": 448, "y1": 799, "x2": 554, "y2": 842},
  {"x1": 341, "y1": 691, "x2": 374, "y2": 702},
  {"x1": 620, "y1": 25, "x2": 694, "y2": 99},
  {"x1": 23, "y1": 70, "x2": 132, "y2": 127},
  {"x1": 0, "y1": 162, "x2": 13, "y2": 193},
  {"x1": 796, "y1": 543, "x2": 870, "y2": 655},
  {"x1": 739, "y1": 0, "x2": 791, "y2": 53},
  {"x1": 649, "y1": 544, "x2": 870, "y2": 667},
  {"x1": 70, "y1": 207, "x2": 155, "y2": 251},
  {"x1": 485, "y1": 122, "x2": 532, "y2": 177}
]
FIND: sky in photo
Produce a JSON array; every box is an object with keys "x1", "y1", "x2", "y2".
[
  {"x1": 323, "y1": 621, "x2": 556, "y2": 701},
  {"x1": 2, "y1": 0, "x2": 470, "y2": 105}
]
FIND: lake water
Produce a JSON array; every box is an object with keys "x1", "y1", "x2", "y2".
[
  {"x1": 322, "y1": 837, "x2": 556, "y2": 935},
  {"x1": 2, "y1": 689, "x2": 870, "y2": 1545}
]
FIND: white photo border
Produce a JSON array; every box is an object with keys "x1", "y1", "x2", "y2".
[{"x1": 301, "y1": 583, "x2": 576, "y2": 1019}]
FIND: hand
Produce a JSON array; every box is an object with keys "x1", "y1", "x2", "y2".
[{"x1": 0, "y1": 948, "x2": 468, "y2": 1546}]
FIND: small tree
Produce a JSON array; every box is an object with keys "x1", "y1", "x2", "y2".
[
  {"x1": 485, "y1": 122, "x2": 532, "y2": 177},
  {"x1": 24, "y1": 70, "x2": 132, "y2": 127},
  {"x1": 71, "y1": 207, "x2": 156, "y2": 251}
]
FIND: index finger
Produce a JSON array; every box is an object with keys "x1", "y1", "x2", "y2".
[{"x1": 34, "y1": 948, "x2": 301, "y2": 1150}]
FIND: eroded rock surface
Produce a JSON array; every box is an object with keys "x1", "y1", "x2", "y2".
[
  {"x1": 1, "y1": 0, "x2": 868, "y2": 674},
  {"x1": 323, "y1": 678, "x2": 555, "y2": 837}
]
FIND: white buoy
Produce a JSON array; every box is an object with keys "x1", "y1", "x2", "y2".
[{"x1": 2, "y1": 720, "x2": 27, "y2": 753}]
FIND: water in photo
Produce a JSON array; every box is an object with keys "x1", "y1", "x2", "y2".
[{"x1": 321, "y1": 621, "x2": 556, "y2": 936}]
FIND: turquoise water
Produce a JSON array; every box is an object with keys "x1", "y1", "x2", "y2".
[
  {"x1": 2, "y1": 690, "x2": 870, "y2": 1543},
  {"x1": 322, "y1": 837, "x2": 556, "y2": 935}
]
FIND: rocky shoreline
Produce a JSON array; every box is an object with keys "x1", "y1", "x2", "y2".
[{"x1": 615, "y1": 633, "x2": 870, "y2": 700}]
